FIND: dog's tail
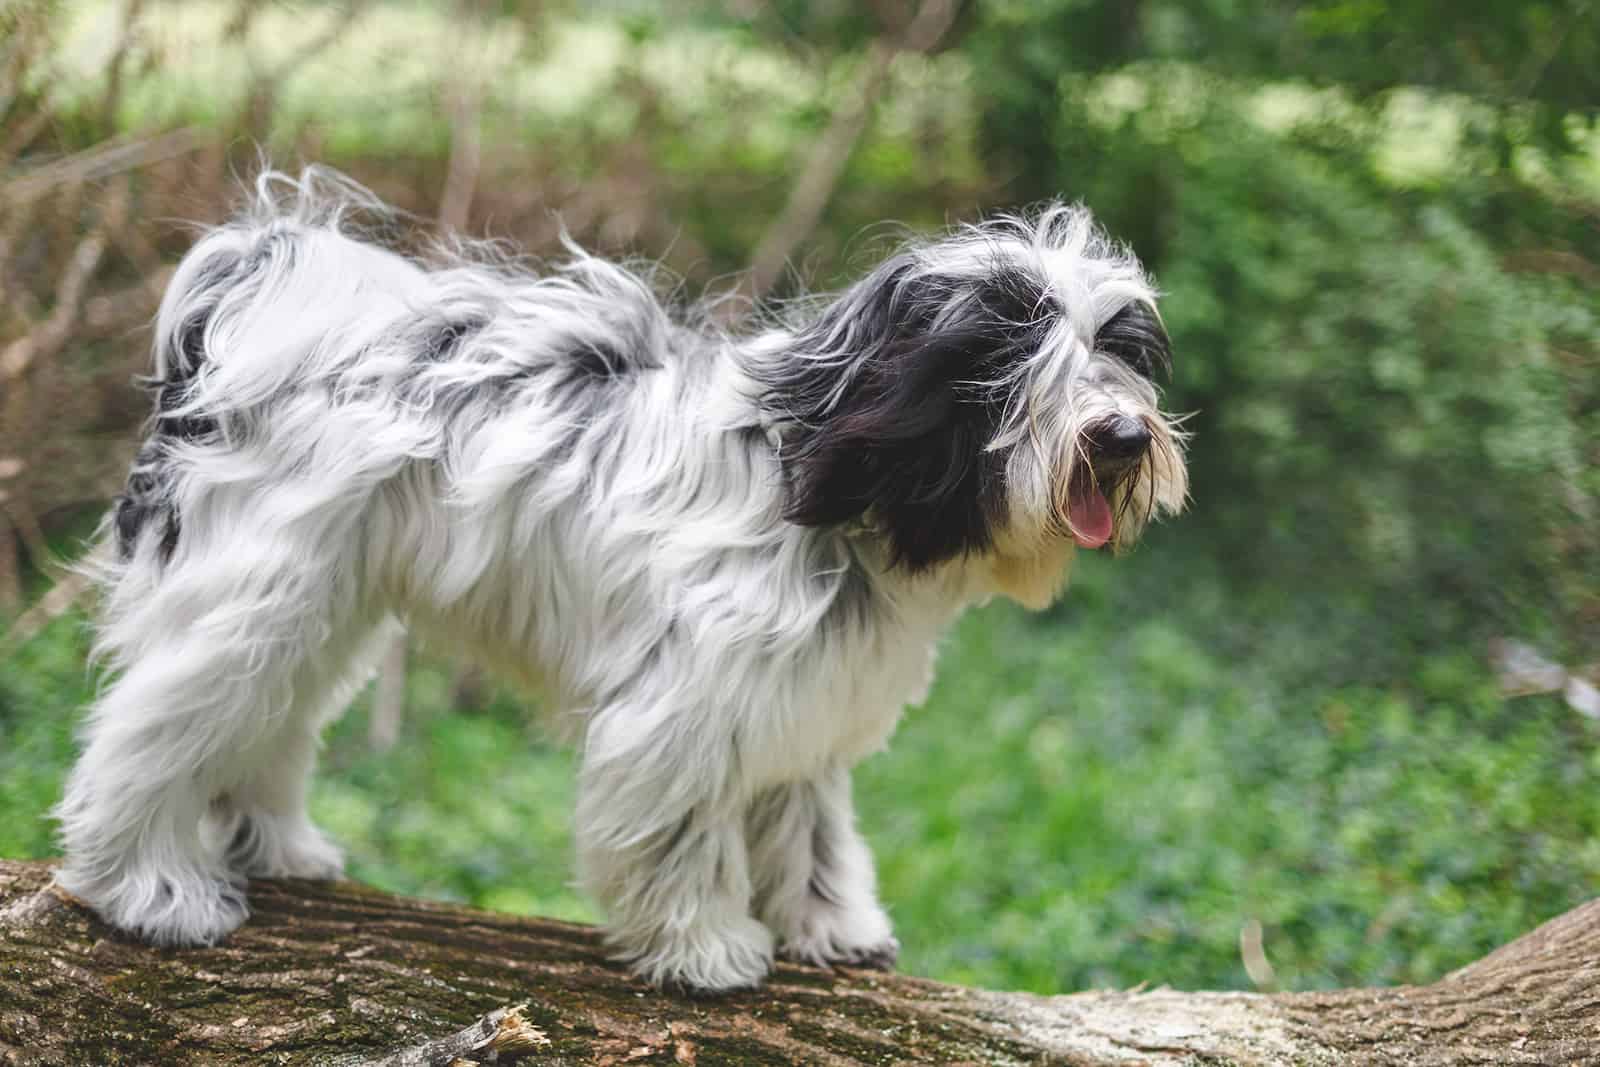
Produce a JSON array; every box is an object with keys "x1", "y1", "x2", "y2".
[{"x1": 113, "y1": 168, "x2": 426, "y2": 563}]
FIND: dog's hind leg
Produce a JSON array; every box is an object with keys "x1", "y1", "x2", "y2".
[
  {"x1": 55, "y1": 528, "x2": 369, "y2": 947},
  {"x1": 211, "y1": 616, "x2": 401, "y2": 883},
  {"x1": 746, "y1": 765, "x2": 898, "y2": 970}
]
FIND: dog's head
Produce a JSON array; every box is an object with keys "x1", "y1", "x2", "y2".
[{"x1": 762, "y1": 205, "x2": 1188, "y2": 608}]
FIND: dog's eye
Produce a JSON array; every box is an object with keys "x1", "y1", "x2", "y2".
[{"x1": 1097, "y1": 302, "x2": 1171, "y2": 380}]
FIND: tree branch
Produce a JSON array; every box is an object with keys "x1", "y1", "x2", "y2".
[
  {"x1": 436, "y1": 0, "x2": 488, "y2": 235},
  {"x1": 0, "y1": 128, "x2": 203, "y2": 210},
  {"x1": 2, "y1": 860, "x2": 1596, "y2": 1065},
  {"x1": 0, "y1": 563, "x2": 93, "y2": 661},
  {"x1": 736, "y1": 0, "x2": 960, "y2": 307}
]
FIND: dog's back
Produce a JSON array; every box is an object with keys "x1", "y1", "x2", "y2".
[{"x1": 111, "y1": 169, "x2": 680, "y2": 578}]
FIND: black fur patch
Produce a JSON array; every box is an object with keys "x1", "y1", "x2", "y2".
[
  {"x1": 768, "y1": 256, "x2": 1051, "y2": 570},
  {"x1": 113, "y1": 449, "x2": 167, "y2": 561},
  {"x1": 1096, "y1": 300, "x2": 1171, "y2": 379},
  {"x1": 153, "y1": 377, "x2": 219, "y2": 444},
  {"x1": 570, "y1": 337, "x2": 629, "y2": 379},
  {"x1": 115, "y1": 302, "x2": 223, "y2": 562}
]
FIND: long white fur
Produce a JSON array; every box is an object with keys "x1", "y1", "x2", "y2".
[{"x1": 56, "y1": 168, "x2": 1184, "y2": 991}]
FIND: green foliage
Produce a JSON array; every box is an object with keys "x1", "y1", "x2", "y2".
[
  {"x1": 314, "y1": 689, "x2": 591, "y2": 925},
  {"x1": 969, "y1": 0, "x2": 1600, "y2": 162},
  {"x1": 865, "y1": 552, "x2": 1600, "y2": 990},
  {"x1": 0, "y1": 613, "x2": 88, "y2": 860},
  {"x1": 963, "y1": 0, "x2": 1599, "y2": 659},
  {"x1": 968, "y1": 60, "x2": 1597, "y2": 661},
  {"x1": 1158, "y1": 113, "x2": 1591, "y2": 652}
]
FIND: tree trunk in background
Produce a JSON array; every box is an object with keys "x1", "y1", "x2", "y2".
[{"x1": 1, "y1": 860, "x2": 1596, "y2": 1065}]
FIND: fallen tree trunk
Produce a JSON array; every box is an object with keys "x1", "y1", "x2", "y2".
[{"x1": 1, "y1": 860, "x2": 1596, "y2": 1065}]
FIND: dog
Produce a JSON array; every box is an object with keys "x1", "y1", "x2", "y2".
[{"x1": 55, "y1": 168, "x2": 1187, "y2": 992}]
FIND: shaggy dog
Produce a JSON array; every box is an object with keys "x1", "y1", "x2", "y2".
[{"x1": 56, "y1": 170, "x2": 1187, "y2": 992}]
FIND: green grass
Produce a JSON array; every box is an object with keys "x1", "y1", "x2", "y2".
[
  {"x1": 861, "y1": 552, "x2": 1600, "y2": 991},
  {"x1": 4, "y1": 532, "x2": 1595, "y2": 994}
]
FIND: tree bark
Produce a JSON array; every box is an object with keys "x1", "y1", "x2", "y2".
[{"x1": 1, "y1": 860, "x2": 1596, "y2": 1066}]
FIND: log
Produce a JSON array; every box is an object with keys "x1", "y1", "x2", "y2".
[{"x1": 1, "y1": 859, "x2": 1597, "y2": 1065}]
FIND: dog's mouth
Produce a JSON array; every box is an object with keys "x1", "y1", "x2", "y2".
[
  {"x1": 1064, "y1": 449, "x2": 1147, "y2": 551},
  {"x1": 1066, "y1": 478, "x2": 1114, "y2": 549},
  {"x1": 1061, "y1": 411, "x2": 1174, "y2": 551}
]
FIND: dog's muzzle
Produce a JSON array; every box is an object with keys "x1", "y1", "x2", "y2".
[
  {"x1": 1067, "y1": 415, "x2": 1151, "y2": 550},
  {"x1": 1087, "y1": 414, "x2": 1151, "y2": 485}
]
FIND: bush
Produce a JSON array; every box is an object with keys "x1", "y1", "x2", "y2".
[{"x1": 978, "y1": 69, "x2": 1597, "y2": 664}]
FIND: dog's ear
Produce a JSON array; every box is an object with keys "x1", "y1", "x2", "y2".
[{"x1": 769, "y1": 256, "x2": 1041, "y2": 569}]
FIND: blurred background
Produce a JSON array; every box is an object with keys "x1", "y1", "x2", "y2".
[{"x1": 1, "y1": 0, "x2": 1596, "y2": 995}]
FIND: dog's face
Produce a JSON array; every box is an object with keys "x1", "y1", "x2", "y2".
[{"x1": 767, "y1": 206, "x2": 1188, "y2": 607}]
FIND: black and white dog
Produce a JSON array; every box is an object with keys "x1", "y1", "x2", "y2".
[{"x1": 56, "y1": 169, "x2": 1187, "y2": 992}]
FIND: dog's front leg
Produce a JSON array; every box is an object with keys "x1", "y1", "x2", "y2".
[
  {"x1": 575, "y1": 708, "x2": 773, "y2": 993},
  {"x1": 747, "y1": 765, "x2": 898, "y2": 970}
]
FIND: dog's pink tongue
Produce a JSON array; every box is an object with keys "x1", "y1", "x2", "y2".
[{"x1": 1068, "y1": 486, "x2": 1113, "y2": 549}]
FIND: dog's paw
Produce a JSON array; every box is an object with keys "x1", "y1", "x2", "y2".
[
  {"x1": 227, "y1": 815, "x2": 345, "y2": 881},
  {"x1": 777, "y1": 901, "x2": 899, "y2": 971},
  {"x1": 779, "y1": 932, "x2": 901, "y2": 971},
  {"x1": 69, "y1": 870, "x2": 251, "y2": 948},
  {"x1": 276, "y1": 834, "x2": 345, "y2": 881},
  {"x1": 625, "y1": 915, "x2": 775, "y2": 994},
  {"x1": 831, "y1": 935, "x2": 900, "y2": 971}
]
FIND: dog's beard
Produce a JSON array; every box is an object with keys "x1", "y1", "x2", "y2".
[
  {"x1": 1064, "y1": 439, "x2": 1187, "y2": 553},
  {"x1": 987, "y1": 411, "x2": 1188, "y2": 609},
  {"x1": 1051, "y1": 403, "x2": 1190, "y2": 553},
  {"x1": 1102, "y1": 419, "x2": 1189, "y2": 552}
]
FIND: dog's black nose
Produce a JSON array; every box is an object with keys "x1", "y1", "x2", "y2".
[{"x1": 1089, "y1": 416, "x2": 1151, "y2": 461}]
